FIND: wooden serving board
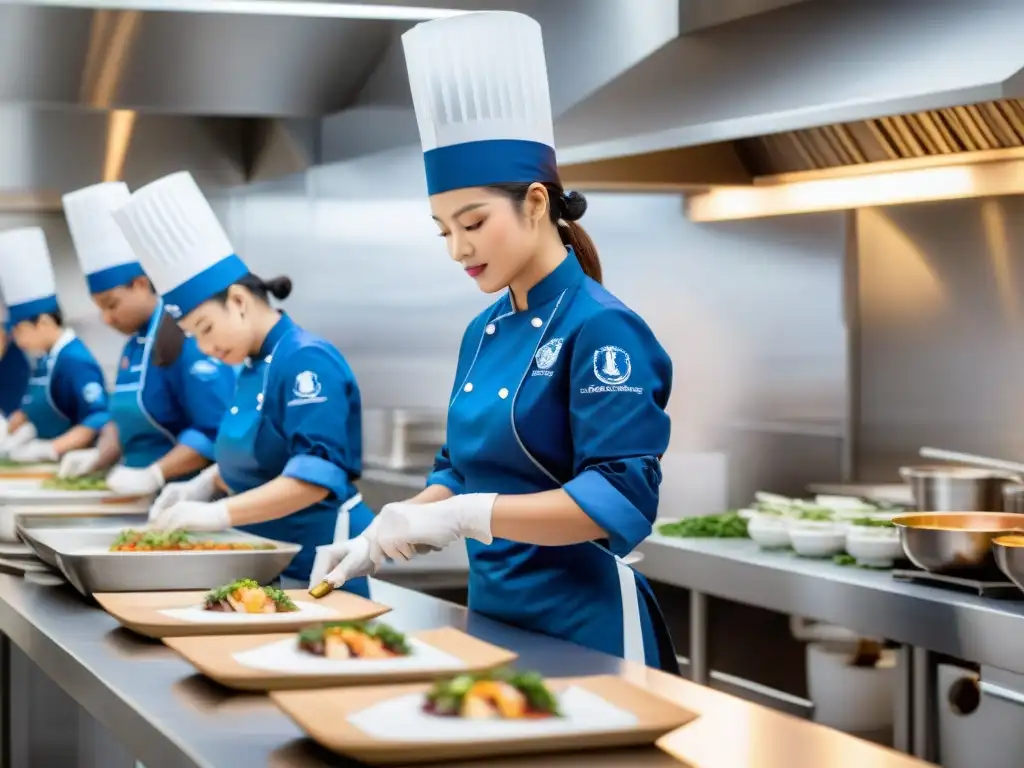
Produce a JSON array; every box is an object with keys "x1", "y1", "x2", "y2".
[
  {"x1": 163, "y1": 627, "x2": 518, "y2": 690},
  {"x1": 270, "y1": 675, "x2": 698, "y2": 765},
  {"x1": 95, "y1": 589, "x2": 390, "y2": 638}
]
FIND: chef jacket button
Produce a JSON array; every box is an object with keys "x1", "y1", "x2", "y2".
[
  {"x1": 485, "y1": 323, "x2": 496, "y2": 335},
  {"x1": 464, "y1": 383, "x2": 473, "y2": 393},
  {"x1": 244, "y1": 357, "x2": 252, "y2": 368},
  {"x1": 257, "y1": 393, "x2": 264, "y2": 403},
  {"x1": 230, "y1": 406, "x2": 238, "y2": 415},
  {"x1": 498, "y1": 387, "x2": 509, "y2": 399},
  {"x1": 265, "y1": 355, "x2": 273, "y2": 363},
  {"x1": 531, "y1": 317, "x2": 542, "y2": 328}
]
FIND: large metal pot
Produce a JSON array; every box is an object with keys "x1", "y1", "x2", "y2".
[
  {"x1": 892, "y1": 513, "x2": 1024, "y2": 574},
  {"x1": 899, "y1": 466, "x2": 1018, "y2": 512},
  {"x1": 1004, "y1": 484, "x2": 1024, "y2": 514}
]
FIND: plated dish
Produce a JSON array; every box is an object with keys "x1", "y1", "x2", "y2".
[
  {"x1": 109, "y1": 529, "x2": 277, "y2": 553},
  {"x1": 298, "y1": 621, "x2": 409, "y2": 659},
  {"x1": 424, "y1": 668, "x2": 558, "y2": 720},
  {"x1": 95, "y1": 586, "x2": 390, "y2": 638},
  {"x1": 163, "y1": 625, "x2": 517, "y2": 690},
  {"x1": 270, "y1": 673, "x2": 697, "y2": 765},
  {"x1": 205, "y1": 579, "x2": 297, "y2": 614}
]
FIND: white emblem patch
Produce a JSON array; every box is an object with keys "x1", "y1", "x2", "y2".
[
  {"x1": 82, "y1": 382, "x2": 103, "y2": 404},
  {"x1": 579, "y1": 346, "x2": 643, "y2": 395},
  {"x1": 532, "y1": 338, "x2": 564, "y2": 378},
  {"x1": 189, "y1": 359, "x2": 219, "y2": 381},
  {"x1": 288, "y1": 370, "x2": 326, "y2": 406}
]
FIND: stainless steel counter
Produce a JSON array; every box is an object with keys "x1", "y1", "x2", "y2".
[
  {"x1": 0, "y1": 573, "x2": 934, "y2": 767},
  {"x1": 638, "y1": 534, "x2": 1024, "y2": 675}
]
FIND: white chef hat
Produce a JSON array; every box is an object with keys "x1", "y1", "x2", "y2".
[
  {"x1": 111, "y1": 171, "x2": 247, "y2": 318},
  {"x1": 0, "y1": 228, "x2": 59, "y2": 325},
  {"x1": 63, "y1": 181, "x2": 145, "y2": 295},
  {"x1": 402, "y1": 11, "x2": 558, "y2": 195}
]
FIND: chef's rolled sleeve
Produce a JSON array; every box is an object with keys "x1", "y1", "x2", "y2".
[
  {"x1": 563, "y1": 308, "x2": 672, "y2": 556},
  {"x1": 58, "y1": 356, "x2": 110, "y2": 432},
  {"x1": 277, "y1": 345, "x2": 358, "y2": 500},
  {"x1": 174, "y1": 340, "x2": 235, "y2": 459}
]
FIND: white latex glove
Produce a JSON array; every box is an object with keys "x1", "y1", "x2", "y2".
[
  {"x1": 9, "y1": 439, "x2": 58, "y2": 464},
  {"x1": 375, "y1": 493, "x2": 497, "y2": 562},
  {"x1": 310, "y1": 534, "x2": 378, "y2": 589},
  {"x1": 106, "y1": 464, "x2": 164, "y2": 496},
  {"x1": 149, "y1": 500, "x2": 230, "y2": 532},
  {"x1": 0, "y1": 423, "x2": 37, "y2": 457},
  {"x1": 309, "y1": 512, "x2": 447, "y2": 589},
  {"x1": 149, "y1": 464, "x2": 219, "y2": 520},
  {"x1": 58, "y1": 448, "x2": 102, "y2": 478}
]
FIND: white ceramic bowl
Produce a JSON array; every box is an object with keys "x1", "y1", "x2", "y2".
[
  {"x1": 790, "y1": 526, "x2": 847, "y2": 558},
  {"x1": 845, "y1": 526, "x2": 903, "y2": 568},
  {"x1": 747, "y1": 513, "x2": 791, "y2": 549}
]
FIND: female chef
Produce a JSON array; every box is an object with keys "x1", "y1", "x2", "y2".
[
  {"x1": 112, "y1": 171, "x2": 373, "y2": 594},
  {"x1": 312, "y1": 11, "x2": 679, "y2": 673},
  {"x1": 0, "y1": 227, "x2": 110, "y2": 462},
  {"x1": 56, "y1": 182, "x2": 236, "y2": 496}
]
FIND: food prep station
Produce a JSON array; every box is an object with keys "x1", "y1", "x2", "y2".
[
  {"x1": 640, "y1": 460, "x2": 1024, "y2": 768},
  {"x1": 0, "y1": 466, "x2": 933, "y2": 768}
]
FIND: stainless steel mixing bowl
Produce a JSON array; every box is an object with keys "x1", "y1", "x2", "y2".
[
  {"x1": 891, "y1": 512, "x2": 1024, "y2": 574},
  {"x1": 993, "y1": 535, "x2": 1024, "y2": 593}
]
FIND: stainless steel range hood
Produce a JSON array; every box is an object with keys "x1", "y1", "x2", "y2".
[{"x1": 555, "y1": 0, "x2": 1024, "y2": 166}]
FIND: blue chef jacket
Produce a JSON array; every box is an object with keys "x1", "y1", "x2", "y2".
[
  {"x1": 112, "y1": 302, "x2": 235, "y2": 468},
  {"x1": 0, "y1": 343, "x2": 29, "y2": 417},
  {"x1": 214, "y1": 313, "x2": 373, "y2": 589},
  {"x1": 21, "y1": 330, "x2": 110, "y2": 439},
  {"x1": 427, "y1": 251, "x2": 679, "y2": 672}
]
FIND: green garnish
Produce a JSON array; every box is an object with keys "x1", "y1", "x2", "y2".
[
  {"x1": 657, "y1": 512, "x2": 749, "y2": 539},
  {"x1": 796, "y1": 507, "x2": 834, "y2": 522},
  {"x1": 850, "y1": 517, "x2": 895, "y2": 528},
  {"x1": 833, "y1": 553, "x2": 856, "y2": 566}
]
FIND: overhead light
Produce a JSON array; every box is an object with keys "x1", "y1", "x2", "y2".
[
  {"x1": 6, "y1": 0, "x2": 468, "y2": 21},
  {"x1": 685, "y1": 159, "x2": 1021, "y2": 222}
]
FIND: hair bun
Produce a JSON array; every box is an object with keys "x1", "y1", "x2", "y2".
[{"x1": 560, "y1": 190, "x2": 588, "y2": 222}]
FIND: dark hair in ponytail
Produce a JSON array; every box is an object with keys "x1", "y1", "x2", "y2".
[
  {"x1": 211, "y1": 273, "x2": 293, "y2": 305},
  {"x1": 485, "y1": 182, "x2": 603, "y2": 284}
]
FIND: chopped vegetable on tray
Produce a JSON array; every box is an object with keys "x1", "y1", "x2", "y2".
[
  {"x1": 42, "y1": 474, "x2": 108, "y2": 492},
  {"x1": 109, "y1": 529, "x2": 276, "y2": 552}
]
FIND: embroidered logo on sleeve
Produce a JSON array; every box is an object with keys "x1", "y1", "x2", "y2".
[
  {"x1": 82, "y1": 382, "x2": 104, "y2": 404},
  {"x1": 580, "y1": 346, "x2": 643, "y2": 395},
  {"x1": 532, "y1": 338, "x2": 564, "y2": 377},
  {"x1": 189, "y1": 359, "x2": 219, "y2": 381},
  {"x1": 288, "y1": 370, "x2": 326, "y2": 406}
]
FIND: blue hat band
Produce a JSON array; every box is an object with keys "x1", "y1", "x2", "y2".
[
  {"x1": 86, "y1": 262, "x2": 147, "y2": 295},
  {"x1": 424, "y1": 139, "x2": 559, "y2": 195},
  {"x1": 8, "y1": 295, "x2": 60, "y2": 325},
  {"x1": 162, "y1": 254, "x2": 250, "y2": 318}
]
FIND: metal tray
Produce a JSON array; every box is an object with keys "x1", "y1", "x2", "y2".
[{"x1": 17, "y1": 515, "x2": 300, "y2": 596}]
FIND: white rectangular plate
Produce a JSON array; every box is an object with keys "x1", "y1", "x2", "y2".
[{"x1": 159, "y1": 601, "x2": 339, "y2": 624}]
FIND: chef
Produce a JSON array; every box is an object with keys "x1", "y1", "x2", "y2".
[
  {"x1": 0, "y1": 311, "x2": 30, "y2": 429},
  {"x1": 112, "y1": 171, "x2": 373, "y2": 594},
  {"x1": 0, "y1": 228, "x2": 110, "y2": 462},
  {"x1": 311, "y1": 11, "x2": 680, "y2": 673},
  {"x1": 56, "y1": 182, "x2": 236, "y2": 497}
]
